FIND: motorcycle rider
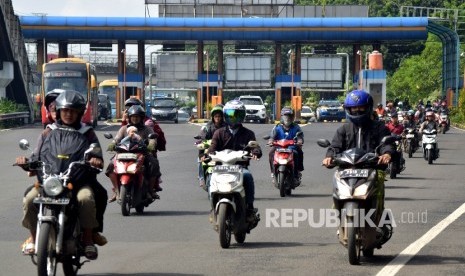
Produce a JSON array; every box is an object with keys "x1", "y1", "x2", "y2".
[
  {"x1": 206, "y1": 100, "x2": 262, "y2": 221},
  {"x1": 385, "y1": 112, "x2": 405, "y2": 174},
  {"x1": 375, "y1": 103, "x2": 385, "y2": 117},
  {"x1": 322, "y1": 90, "x2": 393, "y2": 214},
  {"x1": 16, "y1": 90, "x2": 106, "y2": 260},
  {"x1": 106, "y1": 97, "x2": 165, "y2": 202},
  {"x1": 267, "y1": 107, "x2": 304, "y2": 184},
  {"x1": 106, "y1": 105, "x2": 160, "y2": 201},
  {"x1": 44, "y1": 90, "x2": 61, "y2": 123},
  {"x1": 385, "y1": 112, "x2": 404, "y2": 135},
  {"x1": 197, "y1": 104, "x2": 226, "y2": 190},
  {"x1": 419, "y1": 108, "x2": 439, "y2": 133}
]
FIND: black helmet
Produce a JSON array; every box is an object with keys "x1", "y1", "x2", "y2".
[
  {"x1": 127, "y1": 105, "x2": 146, "y2": 118},
  {"x1": 55, "y1": 90, "x2": 86, "y2": 126},
  {"x1": 55, "y1": 90, "x2": 86, "y2": 113},
  {"x1": 124, "y1": 97, "x2": 143, "y2": 108},
  {"x1": 44, "y1": 89, "x2": 62, "y2": 111},
  {"x1": 223, "y1": 100, "x2": 246, "y2": 129}
]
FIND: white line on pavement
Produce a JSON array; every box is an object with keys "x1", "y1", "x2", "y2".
[{"x1": 377, "y1": 202, "x2": 465, "y2": 276}]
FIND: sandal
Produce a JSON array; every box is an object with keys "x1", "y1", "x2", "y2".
[
  {"x1": 84, "y1": 245, "x2": 98, "y2": 260},
  {"x1": 21, "y1": 237, "x2": 35, "y2": 255}
]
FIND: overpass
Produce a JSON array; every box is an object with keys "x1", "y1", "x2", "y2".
[{"x1": 0, "y1": 6, "x2": 460, "y2": 121}]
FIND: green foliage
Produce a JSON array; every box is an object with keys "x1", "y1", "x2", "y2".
[
  {"x1": 387, "y1": 34, "x2": 442, "y2": 103},
  {"x1": 0, "y1": 98, "x2": 26, "y2": 113}
]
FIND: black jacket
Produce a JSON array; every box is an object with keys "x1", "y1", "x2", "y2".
[
  {"x1": 209, "y1": 124, "x2": 262, "y2": 167},
  {"x1": 325, "y1": 120, "x2": 394, "y2": 158}
]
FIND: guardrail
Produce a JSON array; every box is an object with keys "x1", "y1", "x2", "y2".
[{"x1": 0, "y1": 112, "x2": 30, "y2": 122}]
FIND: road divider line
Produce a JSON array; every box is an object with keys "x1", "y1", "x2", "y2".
[{"x1": 377, "y1": 202, "x2": 465, "y2": 276}]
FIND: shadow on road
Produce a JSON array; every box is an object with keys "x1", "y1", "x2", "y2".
[
  {"x1": 257, "y1": 193, "x2": 330, "y2": 201},
  {"x1": 385, "y1": 197, "x2": 435, "y2": 201},
  {"x1": 406, "y1": 254, "x2": 465, "y2": 265},
  {"x1": 229, "y1": 241, "x2": 309, "y2": 249},
  {"x1": 93, "y1": 273, "x2": 202, "y2": 276},
  {"x1": 132, "y1": 210, "x2": 210, "y2": 217}
]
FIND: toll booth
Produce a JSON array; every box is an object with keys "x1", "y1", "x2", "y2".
[
  {"x1": 359, "y1": 51, "x2": 386, "y2": 107},
  {"x1": 274, "y1": 74, "x2": 301, "y2": 120},
  {"x1": 197, "y1": 72, "x2": 222, "y2": 119}
]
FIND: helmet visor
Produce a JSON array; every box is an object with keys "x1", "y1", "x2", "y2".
[{"x1": 224, "y1": 109, "x2": 245, "y2": 125}]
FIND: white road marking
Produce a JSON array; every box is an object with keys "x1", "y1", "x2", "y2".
[{"x1": 377, "y1": 202, "x2": 465, "y2": 276}]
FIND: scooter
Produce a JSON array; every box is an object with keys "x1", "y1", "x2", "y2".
[
  {"x1": 263, "y1": 131, "x2": 303, "y2": 197},
  {"x1": 194, "y1": 136, "x2": 215, "y2": 192},
  {"x1": 422, "y1": 128, "x2": 439, "y2": 164},
  {"x1": 386, "y1": 135, "x2": 405, "y2": 179},
  {"x1": 208, "y1": 141, "x2": 261, "y2": 249},
  {"x1": 105, "y1": 133, "x2": 157, "y2": 216},
  {"x1": 317, "y1": 136, "x2": 396, "y2": 265},
  {"x1": 404, "y1": 127, "x2": 419, "y2": 158},
  {"x1": 438, "y1": 112, "x2": 449, "y2": 134},
  {"x1": 15, "y1": 139, "x2": 102, "y2": 276}
]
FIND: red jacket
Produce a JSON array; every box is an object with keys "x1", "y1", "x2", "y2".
[{"x1": 385, "y1": 122, "x2": 404, "y2": 135}]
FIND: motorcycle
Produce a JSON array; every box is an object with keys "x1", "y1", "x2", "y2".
[
  {"x1": 422, "y1": 129, "x2": 439, "y2": 164},
  {"x1": 15, "y1": 139, "x2": 102, "y2": 276},
  {"x1": 194, "y1": 136, "x2": 215, "y2": 192},
  {"x1": 385, "y1": 135, "x2": 405, "y2": 179},
  {"x1": 438, "y1": 112, "x2": 449, "y2": 134},
  {"x1": 208, "y1": 141, "x2": 261, "y2": 248},
  {"x1": 104, "y1": 133, "x2": 157, "y2": 216},
  {"x1": 317, "y1": 136, "x2": 395, "y2": 265},
  {"x1": 403, "y1": 127, "x2": 419, "y2": 158},
  {"x1": 263, "y1": 132, "x2": 303, "y2": 197}
]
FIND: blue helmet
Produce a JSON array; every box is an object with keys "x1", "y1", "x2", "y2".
[{"x1": 344, "y1": 90, "x2": 373, "y2": 126}]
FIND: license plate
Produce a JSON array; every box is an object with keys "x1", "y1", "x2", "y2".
[
  {"x1": 406, "y1": 134, "x2": 415, "y2": 138},
  {"x1": 339, "y1": 169, "x2": 369, "y2": 178},
  {"x1": 33, "y1": 197, "x2": 70, "y2": 205}
]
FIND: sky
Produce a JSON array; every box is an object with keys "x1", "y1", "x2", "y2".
[{"x1": 11, "y1": 0, "x2": 160, "y2": 56}]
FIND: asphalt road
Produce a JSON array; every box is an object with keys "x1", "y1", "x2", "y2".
[{"x1": 1, "y1": 121, "x2": 464, "y2": 276}]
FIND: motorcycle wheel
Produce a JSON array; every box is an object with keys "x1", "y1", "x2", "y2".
[
  {"x1": 408, "y1": 142, "x2": 413, "y2": 158},
  {"x1": 234, "y1": 231, "x2": 246, "y2": 244},
  {"x1": 136, "y1": 204, "x2": 145, "y2": 214},
  {"x1": 37, "y1": 222, "x2": 58, "y2": 276},
  {"x1": 120, "y1": 185, "x2": 131, "y2": 216},
  {"x1": 362, "y1": 248, "x2": 374, "y2": 257},
  {"x1": 389, "y1": 163, "x2": 396, "y2": 179},
  {"x1": 442, "y1": 126, "x2": 446, "y2": 134},
  {"x1": 347, "y1": 217, "x2": 361, "y2": 265},
  {"x1": 62, "y1": 256, "x2": 79, "y2": 276},
  {"x1": 218, "y1": 204, "x2": 232, "y2": 248},
  {"x1": 278, "y1": 172, "x2": 286, "y2": 198},
  {"x1": 427, "y1": 149, "x2": 433, "y2": 164}
]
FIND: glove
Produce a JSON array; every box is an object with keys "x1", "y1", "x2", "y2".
[
  {"x1": 147, "y1": 143, "x2": 155, "y2": 152},
  {"x1": 107, "y1": 142, "x2": 116, "y2": 152}
]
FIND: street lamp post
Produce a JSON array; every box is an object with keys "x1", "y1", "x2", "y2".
[
  {"x1": 121, "y1": 48, "x2": 126, "y2": 101},
  {"x1": 356, "y1": 50, "x2": 362, "y2": 89},
  {"x1": 288, "y1": 49, "x2": 294, "y2": 97},
  {"x1": 336, "y1": 52, "x2": 350, "y2": 94},
  {"x1": 204, "y1": 51, "x2": 210, "y2": 119}
]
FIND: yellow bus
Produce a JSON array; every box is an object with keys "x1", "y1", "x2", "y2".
[
  {"x1": 41, "y1": 57, "x2": 98, "y2": 127},
  {"x1": 98, "y1": 79, "x2": 118, "y2": 104}
]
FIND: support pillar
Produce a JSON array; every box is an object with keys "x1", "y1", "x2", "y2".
[
  {"x1": 58, "y1": 42, "x2": 68, "y2": 58},
  {"x1": 0, "y1": 61, "x2": 14, "y2": 98},
  {"x1": 217, "y1": 40, "x2": 223, "y2": 100},
  {"x1": 36, "y1": 40, "x2": 47, "y2": 73},
  {"x1": 116, "y1": 41, "x2": 126, "y2": 119},
  {"x1": 138, "y1": 40, "x2": 145, "y2": 101}
]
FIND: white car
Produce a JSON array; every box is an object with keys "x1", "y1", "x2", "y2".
[
  {"x1": 238, "y1": 95, "x2": 268, "y2": 123},
  {"x1": 300, "y1": 106, "x2": 315, "y2": 122}
]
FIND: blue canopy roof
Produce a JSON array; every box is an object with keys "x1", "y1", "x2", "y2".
[{"x1": 19, "y1": 16, "x2": 429, "y2": 43}]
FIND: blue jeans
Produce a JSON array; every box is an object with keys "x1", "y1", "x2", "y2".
[{"x1": 243, "y1": 168, "x2": 255, "y2": 207}]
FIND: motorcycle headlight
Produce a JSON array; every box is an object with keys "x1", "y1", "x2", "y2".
[{"x1": 43, "y1": 176, "x2": 64, "y2": 196}]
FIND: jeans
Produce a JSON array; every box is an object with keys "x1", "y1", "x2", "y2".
[{"x1": 243, "y1": 168, "x2": 255, "y2": 207}]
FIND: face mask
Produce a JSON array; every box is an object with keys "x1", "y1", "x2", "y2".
[{"x1": 282, "y1": 116, "x2": 292, "y2": 127}]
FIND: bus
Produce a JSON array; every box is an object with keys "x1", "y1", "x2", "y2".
[
  {"x1": 41, "y1": 57, "x2": 99, "y2": 127},
  {"x1": 98, "y1": 79, "x2": 118, "y2": 118}
]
